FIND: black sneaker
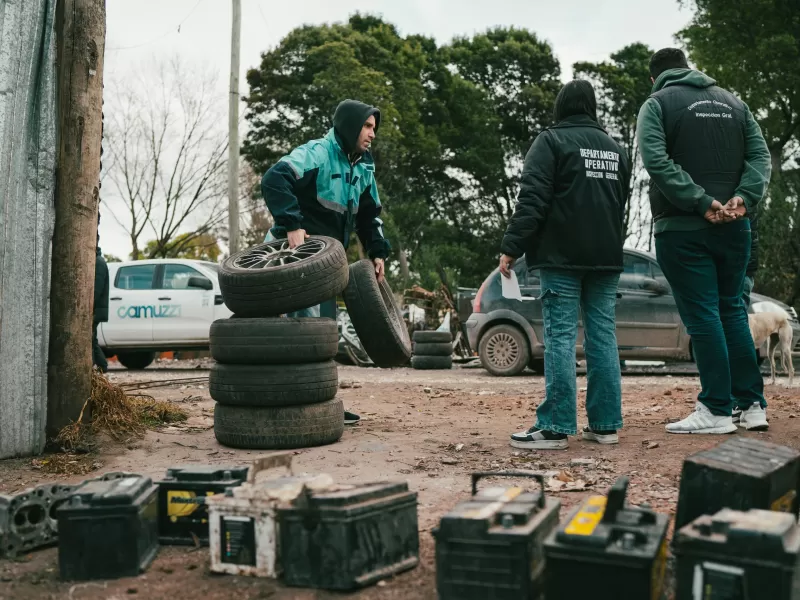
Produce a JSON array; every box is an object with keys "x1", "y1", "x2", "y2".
[
  {"x1": 510, "y1": 427, "x2": 568, "y2": 450},
  {"x1": 344, "y1": 411, "x2": 360, "y2": 425},
  {"x1": 581, "y1": 426, "x2": 619, "y2": 445}
]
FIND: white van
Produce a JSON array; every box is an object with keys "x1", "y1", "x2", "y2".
[{"x1": 99, "y1": 259, "x2": 232, "y2": 369}]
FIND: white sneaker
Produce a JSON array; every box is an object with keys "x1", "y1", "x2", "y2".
[
  {"x1": 665, "y1": 403, "x2": 738, "y2": 435},
  {"x1": 738, "y1": 404, "x2": 769, "y2": 431}
]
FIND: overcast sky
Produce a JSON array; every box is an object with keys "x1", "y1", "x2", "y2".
[{"x1": 100, "y1": 0, "x2": 693, "y2": 259}]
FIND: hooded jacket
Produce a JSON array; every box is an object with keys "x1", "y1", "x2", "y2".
[
  {"x1": 261, "y1": 100, "x2": 390, "y2": 259},
  {"x1": 636, "y1": 69, "x2": 771, "y2": 236},
  {"x1": 500, "y1": 81, "x2": 631, "y2": 271}
]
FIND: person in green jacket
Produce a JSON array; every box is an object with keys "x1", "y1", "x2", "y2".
[{"x1": 636, "y1": 48, "x2": 772, "y2": 434}]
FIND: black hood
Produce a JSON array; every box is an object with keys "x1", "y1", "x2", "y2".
[
  {"x1": 554, "y1": 80, "x2": 598, "y2": 123},
  {"x1": 333, "y1": 99, "x2": 381, "y2": 154}
]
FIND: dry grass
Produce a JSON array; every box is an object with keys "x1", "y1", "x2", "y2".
[{"x1": 55, "y1": 370, "x2": 187, "y2": 450}]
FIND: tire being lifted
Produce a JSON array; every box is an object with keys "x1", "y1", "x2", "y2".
[
  {"x1": 219, "y1": 236, "x2": 348, "y2": 317},
  {"x1": 214, "y1": 399, "x2": 344, "y2": 450},
  {"x1": 342, "y1": 260, "x2": 411, "y2": 368},
  {"x1": 210, "y1": 318, "x2": 338, "y2": 364}
]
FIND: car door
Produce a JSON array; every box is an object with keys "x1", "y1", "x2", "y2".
[
  {"x1": 152, "y1": 263, "x2": 215, "y2": 343},
  {"x1": 615, "y1": 253, "x2": 682, "y2": 353},
  {"x1": 103, "y1": 263, "x2": 157, "y2": 345}
]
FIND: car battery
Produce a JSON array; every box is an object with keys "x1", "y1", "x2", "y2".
[
  {"x1": 207, "y1": 472, "x2": 334, "y2": 577},
  {"x1": 675, "y1": 437, "x2": 800, "y2": 532},
  {"x1": 57, "y1": 475, "x2": 159, "y2": 581},
  {"x1": 278, "y1": 481, "x2": 419, "y2": 590},
  {"x1": 674, "y1": 508, "x2": 800, "y2": 599},
  {"x1": 544, "y1": 476, "x2": 670, "y2": 600},
  {"x1": 157, "y1": 465, "x2": 250, "y2": 545},
  {"x1": 433, "y1": 471, "x2": 560, "y2": 600}
]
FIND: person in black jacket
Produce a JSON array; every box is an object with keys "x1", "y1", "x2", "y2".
[
  {"x1": 500, "y1": 80, "x2": 631, "y2": 450},
  {"x1": 93, "y1": 214, "x2": 109, "y2": 373}
]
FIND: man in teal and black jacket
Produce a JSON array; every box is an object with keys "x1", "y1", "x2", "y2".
[
  {"x1": 636, "y1": 48, "x2": 772, "y2": 434},
  {"x1": 262, "y1": 99, "x2": 390, "y2": 425}
]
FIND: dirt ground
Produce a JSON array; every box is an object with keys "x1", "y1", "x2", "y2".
[{"x1": 2, "y1": 361, "x2": 799, "y2": 599}]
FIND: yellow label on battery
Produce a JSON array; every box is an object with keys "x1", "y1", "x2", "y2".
[
  {"x1": 771, "y1": 490, "x2": 796, "y2": 513},
  {"x1": 564, "y1": 495, "x2": 606, "y2": 536},
  {"x1": 463, "y1": 487, "x2": 523, "y2": 520},
  {"x1": 650, "y1": 538, "x2": 668, "y2": 600},
  {"x1": 168, "y1": 490, "x2": 200, "y2": 518}
]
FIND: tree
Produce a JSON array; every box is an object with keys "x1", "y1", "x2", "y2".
[
  {"x1": 243, "y1": 16, "x2": 562, "y2": 288},
  {"x1": 139, "y1": 233, "x2": 221, "y2": 262},
  {"x1": 103, "y1": 254, "x2": 122, "y2": 263},
  {"x1": 574, "y1": 43, "x2": 655, "y2": 248},
  {"x1": 680, "y1": 0, "x2": 800, "y2": 304},
  {"x1": 104, "y1": 59, "x2": 228, "y2": 261}
]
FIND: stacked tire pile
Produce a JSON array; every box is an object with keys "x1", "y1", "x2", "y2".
[
  {"x1": 411, "y1": 330, "x2": 453, "y2": 370},
  {"x1": 211, "y1": 236, "x2": 349, "y2": 450}
]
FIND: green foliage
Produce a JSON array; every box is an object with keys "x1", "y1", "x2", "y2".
[
  {"x1": 134, "y1": 233, "x2": 221, "y2": 261},
  {"x1": 242, "y1": 15, "x2": 561, "y2": 288},
  {"x1": 103, "y1": 254, "x2": 123, "y2": 263}
]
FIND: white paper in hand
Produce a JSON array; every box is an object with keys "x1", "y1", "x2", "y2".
[{"x1": 501, "y1": 271, "x2": 538, "y2": 301}]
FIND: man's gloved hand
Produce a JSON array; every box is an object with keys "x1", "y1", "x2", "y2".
[
  {"x1": 373, "y1": 258, "x2": 385, "y2": 282},
  {"x1": 287, "y1": 228, "x2": 309, "y2": 249}
]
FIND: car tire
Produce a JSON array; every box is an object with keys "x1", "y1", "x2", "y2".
[
  {"x1": 411, "y1": 355, "x2": 453, "y2": 370},
  {"x1": 214, "y1": 399, "x2": 344, "y2": 450},
  {"x1": 479, "y1": 324, "x2": 530, "y2": 377},
  {"x1": 115, "y1": 351, "x2": 156, "y2": 370},
  {"x1": 342, "y1": 260, "x2": 411, "y2": 367},
  {"x1": 528, "y1": 358, "x2": 545, "y2": 374},
  {"x1": 412, "y1": 342, "x2": 453, "y2": 357},
  {"x1": 209, "y1": 362, "x2": 338, "y2": 407},
  {"x1": 219, "y1": 236, "x2": 348, "y2": 318},
  {"x1": 210, "y1": 318, "x2": 338, "y2": 364},
  {"x1": 413, "y1": 331, "x2": 452, "y2": 344}
]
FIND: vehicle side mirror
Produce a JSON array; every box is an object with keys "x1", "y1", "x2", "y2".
[
  {"x1": 642, "y1": 278, "x2": 668, "y2": 295},
  {"x1": 188, "y1": 276, "x2": 213, "y2": 291}
]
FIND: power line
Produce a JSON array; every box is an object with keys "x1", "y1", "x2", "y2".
[{"x1": 107, "y1": 0, "x2": 205, "y2": 52}]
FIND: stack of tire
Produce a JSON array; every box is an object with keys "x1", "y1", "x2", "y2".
[
  {"x1": 411, "y1": 330, "x2": 453, "y2": 370},
  {"x1": 210, "y1": 236, "x2": 349, "y2": 450}
]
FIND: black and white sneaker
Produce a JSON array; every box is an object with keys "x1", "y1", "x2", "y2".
[
  {"x1": 344, "y1": 411, "x2": 361, "y2": 425},
  {"x1": 581, "y1": 426, "x2": 619, "y2": 445},
  {"x1": 510, "y1": 427, "x2": 568, "y2": 450},
  {"x1": 732, "y1": 407, "x2": 742, "y2": 424}
]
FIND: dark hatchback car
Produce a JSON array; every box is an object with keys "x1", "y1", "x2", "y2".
[{"x1": 465, "y1": 248, "x2": 800, "y2": 376}]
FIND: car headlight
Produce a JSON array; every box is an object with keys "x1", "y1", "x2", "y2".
[{"x1": 751, "y1": 301, "x2": 791, "y2": 320}]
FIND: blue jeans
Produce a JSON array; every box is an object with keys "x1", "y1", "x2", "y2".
[
  {"x1": 264, "y1": 230, "x2": 338, "y2": 319},
  {"x1": 655, "y1": 220, "x2": 764, "y2": 415},
  {"x1": 535, "y1": 269, "x2": 623, "y2": 435}
]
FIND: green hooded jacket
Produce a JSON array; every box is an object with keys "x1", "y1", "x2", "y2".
[{"x1": 636, "y1": 68, "x2": 771, "y2": 233}]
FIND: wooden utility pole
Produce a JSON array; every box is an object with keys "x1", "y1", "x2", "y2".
[
  {"x1": 227, "y1": 0, "x2": 241, "y2": 253},
  {"x1": 47, "y1": 0, "x2": 106, "y2": 437}
]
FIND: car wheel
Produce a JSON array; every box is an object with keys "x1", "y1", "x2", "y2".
[
  {"x1": 219, "y1": 236, "x2": 348, "y2": 317},
  {"x1": 412, "y1": 331, "x2": 452, "y2": 344},
  {"x1": 412, "y1": 342, "x2": 453, "y2": 357},
  {"x1": 214, "y1": 399, "x2": 344, "y2": 450},
  {"x1": 528, "y1": 358, "x2": 545, "y2": 374},
  {"x1": 115, "y1": 351, "x2": 156, "y2": 370},
  {"x1": 210, "y1": 317, "x2": 338, "y2": 364},
  {"x1": 342, "y1": 260, "x2": 411, "y2": 367},
  {"x1": 479, "y1": 324, "x2": 530, "y2": 377},
  {"x1": 209, "y1": 362, "x2": 338, "y2": 407},
  {"x1": 411, "y1": 355, "x2": 453, "y2": 370}
]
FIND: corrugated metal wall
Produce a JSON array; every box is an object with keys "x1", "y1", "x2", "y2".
[{"x1": 0, "y1": 0, "x2": 57, "y2": 458}]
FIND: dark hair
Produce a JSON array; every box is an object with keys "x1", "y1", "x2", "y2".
[
  {"x1": 649, "y1": 48, "x2": 689, "y2": 79},
  {"x1": 553, "y1": 80, "x2": 597, "y2": 123}
]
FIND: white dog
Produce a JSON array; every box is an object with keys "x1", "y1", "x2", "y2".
[{"x1": 748, "y1": 312, "x2": 795, "y2": 385}]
